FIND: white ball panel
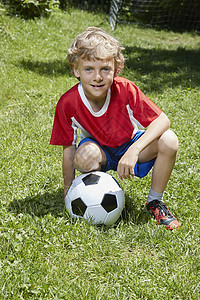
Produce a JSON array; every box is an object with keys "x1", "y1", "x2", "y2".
[
  {"x1": 84, "y1": 205, "x2": 107, "y2": 224},
  {"x1": 79, "y1": 185, "x2": 105, "y2": 206},
  {"x1": 96, "y1": 172, "x2": 121, "y2": 194},
  {"x1": 115, "y1": 190, "x2": 125, "y2": 210},
  {"x1": 65, "y1": 195, "x2": 74, "y2": 217},
  {"x1": 104, "y1": 207, "x2": 122, "y2": 225}
]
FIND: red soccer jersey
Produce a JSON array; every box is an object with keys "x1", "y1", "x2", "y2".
[{"x1": 50, "y1": 77, "x2": 162, "y2": 147}]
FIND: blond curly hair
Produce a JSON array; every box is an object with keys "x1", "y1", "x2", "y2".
[{"x1": 67, "y1": 27, "x2": 125, "y2": 76}]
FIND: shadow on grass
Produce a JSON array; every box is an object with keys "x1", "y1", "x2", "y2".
[
  {"x1": 18, "y1": 59, "x2": 72, "y2": 77},
  {"x1": 18, "y1": 46, "x2": 200, "y2": 91},
  {"x1": 123, "y1": 46, "x2": 200, "y2": 92},
  {"x1": 119, "y1": 193, "x2": 151, "y2": 225},
  {"x1": 8, "y1": 188, "x2": 65, "y2": 218},
  {"x1": 8, "y1": 189, "x2": 151, "y2": 225}
]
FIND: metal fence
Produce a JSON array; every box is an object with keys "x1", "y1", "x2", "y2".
[{"x1": 109, "y1": 0, "x2": 200, "y2": 31}]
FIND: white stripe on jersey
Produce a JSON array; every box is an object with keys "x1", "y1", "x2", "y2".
[
  {"x1": 126, "y1": 104, "x2": 145, "y2": 135},
  {"x1": 71, "y1": 116, "x2": 92, "y2": 144}
]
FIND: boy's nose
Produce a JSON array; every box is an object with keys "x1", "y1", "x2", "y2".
[{"x1": 94, "y1": 72, "x2": 103, "y2": 82}]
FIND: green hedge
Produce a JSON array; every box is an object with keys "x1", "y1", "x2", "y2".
[
  {"x1": 3, "y1": 0, "x2": 111, "y2": 19},
  {"x1": 4, "y1": 0, "x2": 72, "y2": 19}
]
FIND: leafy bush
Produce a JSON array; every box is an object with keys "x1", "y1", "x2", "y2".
[
  {"x1": 4, "y1": 0, "x2": 70, "y2": 19},
  {"x1": 70, "y1": 0, "x2": 111, "y2": 13},
  {"x1": 4, "y1": 0, "x2": 110, "y2": 19}
]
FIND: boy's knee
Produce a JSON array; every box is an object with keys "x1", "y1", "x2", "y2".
[
  {"x1": 73, "y1": 142, "x2": 103, "y2": 173},
  {"x1": 159, "y1": 130, "x2": 178, "y2": 154}
]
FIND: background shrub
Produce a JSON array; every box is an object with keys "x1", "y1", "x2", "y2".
[
  {"x1": 4, "y1": 0, "x2": 70, "y2": 19},
  {"x1": 3, "y1": 0, "x2": 110, "y2": 19}
]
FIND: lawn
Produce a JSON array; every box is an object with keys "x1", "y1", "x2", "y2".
[{"x1": 0, "y1": 7, "x2": 200, "y2": 299}]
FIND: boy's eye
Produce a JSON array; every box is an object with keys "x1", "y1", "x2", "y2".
[
  {"x1": 103, "y1": 67, "x2": 109, "y2": 71},
  {"x1": 85, "y1": 67, "x2": 92, "y2": 72}
]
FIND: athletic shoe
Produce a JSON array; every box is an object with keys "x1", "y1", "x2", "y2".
[{"x1": 146, "y1": 200, "x2": 180, "y2": 230}]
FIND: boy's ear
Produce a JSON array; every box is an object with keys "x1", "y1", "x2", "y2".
[
  {"x1": 73, "y1": 67, "x2": 80, "y2": 78},
  {"x1": 114, "y1": 68, "x2": 119, "y2": 77}
]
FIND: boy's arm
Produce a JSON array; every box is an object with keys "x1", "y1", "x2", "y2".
[
  {"x1": 117, "y1": 112, "x2": 170, "y2": 180},
  {"x1": 63, "y1": 145, "x2": 76, "y2": 197}
]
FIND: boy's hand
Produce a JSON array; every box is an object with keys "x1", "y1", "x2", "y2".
[
  {"x1": 116, "y1": 112, "x2": 170, "y2": 181},
  {"x1": 117, "y1": 148, "x2": 139, "y2": 181}
]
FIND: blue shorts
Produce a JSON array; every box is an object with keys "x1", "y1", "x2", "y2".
[{"x1": 78, "y1": 131, "x2": 156, "y2": 178}]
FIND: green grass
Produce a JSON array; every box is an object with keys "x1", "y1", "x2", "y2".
[{"x1": 0, "y1": 8, "x2": 200, "y2": 299}]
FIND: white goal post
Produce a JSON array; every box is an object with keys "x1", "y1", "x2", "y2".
[{"x1": 109, "y1": 0, "x2": 123, "y2": 30}]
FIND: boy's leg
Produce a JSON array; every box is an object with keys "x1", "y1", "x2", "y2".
[
  {"x1": 74, "y1": 141, "x2": 107, "y2": 173},
  {"x1": 138, "y1": 129, "x2": 180, "y2": 230},
  {"x1": 74, "y1": 132, "x2": 180, "y2": 229},
  {"x1": 139, "y1": 129, "x2": 178, "y2": 193}
]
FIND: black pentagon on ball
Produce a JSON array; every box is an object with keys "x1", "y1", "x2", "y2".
[
  {"x1": 101, "y1": 193, "x2": 117, "y2": 212},
  {"x1": 82, "y1": 173, "x2": 100, "y2": 186},
  {"x1": 71, "y1": 197, "x2": 87, "y2": 217}
]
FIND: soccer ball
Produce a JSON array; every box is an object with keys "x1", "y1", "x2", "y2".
[{"x1": 65, "y1": 171, "x2": 125, "y2": 225}]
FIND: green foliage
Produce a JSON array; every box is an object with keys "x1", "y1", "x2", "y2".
[
  {"x1": 70, "y1": 0, "x2": 112, "y2": 13},
  {"x1": 3, "y1": 0, "x2": 110, "y2": 19},
  {"x1": 4, "y1": 0, "x2": 71, "y2": 19},
  {"x1": 0, "y1": 9, "x2": 200, "y2": 299}
]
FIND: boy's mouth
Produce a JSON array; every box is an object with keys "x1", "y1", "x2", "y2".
[{"x1": 91, "y1": 84, "x2": 104, "y2": 88}]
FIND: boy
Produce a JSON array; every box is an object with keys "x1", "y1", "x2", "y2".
[{"x1": 50, "y1": 27, "x2": 180, "y2": 230}]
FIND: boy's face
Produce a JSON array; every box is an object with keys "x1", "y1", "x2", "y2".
[{"x1": 73, "y1": 57, "x2": 115, "y2": 105}]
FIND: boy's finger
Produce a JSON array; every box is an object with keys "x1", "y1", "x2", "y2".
[
  {"x1": 129, "y1": 167, "x2": 135, "y2": 176},
  {"x1": 117, "y1": 166, "x2": 123, "y2": 181}
]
